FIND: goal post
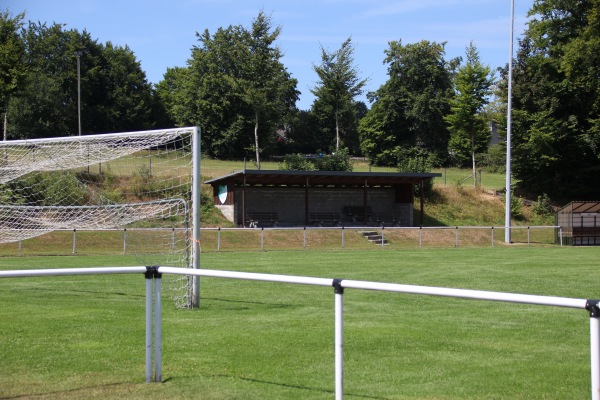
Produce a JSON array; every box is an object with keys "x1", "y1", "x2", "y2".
[{"x1": 0, "y1": 126, "x2": 202, "y2": 308}]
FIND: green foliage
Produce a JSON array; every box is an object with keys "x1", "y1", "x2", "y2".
[
  {"x1": 0, "y1": 10, "x2": 27, "y2": 123},
  {"x1": 7, "y1": 21, "x2": 160, "y2": 139},
  {"x1": 4, "y1": 171, "x2": 88, "y2": 206},
  {"x1": 532, "y1": 193, "x2": 553, "y2": 216},
  {"x1": 503, "y1": 193, "x2": 524, "y2": 220},
  {"x1": 163, "y1": 12, "x2": 298, "y2": 163},
  {"x1": 396, "y1": 147, "x2": 434, "y2": 197},
  {"x1": 311, "y1": 37, "x2": 367, "y2": 152},
  {"x1": 359, "y1": 40, "x2": 457, "y2": 165},
  {"x1": 504, "y1": 0, "x2": 600, "y2": 199},
  {"x1": 279, "y1": 153, "x2": 316, "y2": 171},
  {"x1": 480, "y1": 143, "x2": 506, "y2": 173},
  {"x1": 279, "y1": 148, "x2": 353, "y2": 172}
]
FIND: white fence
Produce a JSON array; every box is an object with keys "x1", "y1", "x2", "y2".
[{"x1": 0, "y1": 265, "x2": 597, "y2": 400}]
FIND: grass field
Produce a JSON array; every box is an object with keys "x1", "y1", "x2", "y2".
[{"x1": 1, "y1": 246, "x2": 598, "y2": 399}]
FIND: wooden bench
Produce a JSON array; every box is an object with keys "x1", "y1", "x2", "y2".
[
  {"x1": 247, "y1": 212, "x2": 278, "y2": 228},
  {"x1": 309, "y1": 212, "x2": 341, "y2": 227}
]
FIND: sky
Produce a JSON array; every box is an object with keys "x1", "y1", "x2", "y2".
[{"x1": 6, "y1": 0, "x2": 532, "y2": 110}]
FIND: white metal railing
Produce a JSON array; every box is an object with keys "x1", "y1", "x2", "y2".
[{"x1": 0, "y1": 265, "x2": 597, "y2": 399}]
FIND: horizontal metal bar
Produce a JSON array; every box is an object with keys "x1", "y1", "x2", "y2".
[
  {"x1": 340, "y1": 279, "x2": 587, "y2": 309},
  {"x1": 158, "y1": 267, "x2": 333, "y2": 287},
  {"x1": 0, "y1": 266, "x2": 147, "y2": 278}
]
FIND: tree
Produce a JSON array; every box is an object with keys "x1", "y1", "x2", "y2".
[
  {"x1": 0, "y1": 10, "x2": 26, "y2": 140},
  {"x1": 311, "y1": 37, "x2": 367, "y2": 152},
  {"x1": 505, "y1": 0, "x2": 600, "y2": 199},
  {"x1": 8, "y1": 21, "x2": 159, "y2": 139},
  {"x1": 359, "y1": 40, "x2": 457, "y2": 166},
  {"x1": 169, "y1": 12, "x2": 298, "y2": 163},
  {"x1": 445, "y1": 42, "x2": 494, "y2": 186}
]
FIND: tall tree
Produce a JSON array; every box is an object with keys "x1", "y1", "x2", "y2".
[
  {"x1": 506, "y1": 0, "x2": 600, "y2": 199},
  {"x1": 445, "y1": 42, "x2": 494, "y2": 186},
  {"x1": 359, "y1": 40, "x2": 457, "y2": 165},
  {"x1": 311, "y1": 37, "x2": 367, "y2": 151},
  {"x1": 169, "y1": 12, "x2": 298, "y2": 162},
  {"x1": 8, "y1": 21, "x2": 158, "y2": 138},
  {"x1": 0, "y1": 10, "x2": 26, "y2": 140}
]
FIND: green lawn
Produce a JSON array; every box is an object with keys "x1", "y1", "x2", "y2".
[{"x1": 1, "y1": 247, "x2": 598, "y2": 399}]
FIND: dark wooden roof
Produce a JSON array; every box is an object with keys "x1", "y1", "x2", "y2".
[
  {"x1": 205, "y1": 170, "x2": 441, "y2": 187},
  {"x1": 558, "y1": 201, "x2": 600, "y2": 213}
]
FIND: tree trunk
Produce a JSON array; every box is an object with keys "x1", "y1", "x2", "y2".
[
  {"x1": 335, "y1": 108, "x2": 340, "y2": 151},
  {"x1": 254, "y1": 112, "x2": 261, "y2": 170},
  {"x1": 471, "y1": 135, "x2": 477, "y2": 187}
]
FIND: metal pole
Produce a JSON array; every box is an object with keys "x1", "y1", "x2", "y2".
[
  {"x1": 145, "y1": 274, "x2": 153, "y2": 383},
  {"x1": 218, "y1": 227, "x2": 221, "y2": 251},
  {"x1": 261, "y1": 227, "x2": 264, "y2": 251},
  {"x1": 333, "y1": 280, "x2": 344, "y2": 400},
  {"x1": 303, "y1": 227, "x2": 307, "y2": 249},
  {"x1": 76, "y1": 51, "x2": 82, "y2": 136},
  {"x1": 191, "y1": 127, "x2": 201, "y2": 308},
  {"x1": 505, "y1": 0, "x2": 514, "y2": 243},
  {"x1": 455, "y1": 226, "x2": 459, "y2": 248},
  {"x1": 123, "y1": 228, "x2": 127, "y2": 254},
  {"x1": 72, "y1": 229, "x2": 77, "y2": 254},
  {"x1": 341, "y1": 227, "x2": 345, "y2": 249},
  {"x1": 154, "y1": 273, "x2": 162, "y2": 383},
  {"x1": 588, "y1": 301, "x2": 600, "y2": 400},
  {"x1": 491, "y1": 227, "x2": 495, "y2": 248},
  {"x1": 419, "y1": 227, "x2": 423, "y2": 248}
]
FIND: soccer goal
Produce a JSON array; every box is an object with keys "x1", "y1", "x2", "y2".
[{"x1": 0, "y1": 127, "x2": 201, "y2": 308}]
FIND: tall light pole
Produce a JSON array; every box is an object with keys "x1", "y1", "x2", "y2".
[
  {"x1": 505, "y1": 0, "x2": 514, "y2": 243},
  {"x1": 75, "y1": 50, "x2": 82, "y2": 136}
]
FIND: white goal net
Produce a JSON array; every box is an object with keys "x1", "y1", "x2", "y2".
[{"x1": 0, "y1": 127, "x2": 199, "y2": 307}]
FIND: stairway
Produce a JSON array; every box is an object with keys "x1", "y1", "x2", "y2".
[{"x1": 361, "y1": 231, "x2": 389, "y2": 245}]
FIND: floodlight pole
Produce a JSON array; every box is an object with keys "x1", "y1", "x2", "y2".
[
  {"x1": 505, "y1": 0, "x2": 514, "y2": 243},
  {"x1": 75, "y1": 51, "x2": 83, "y2": 136},
  {"x1": 191, "y1": 126, "x2": 201, "y2": 308}
]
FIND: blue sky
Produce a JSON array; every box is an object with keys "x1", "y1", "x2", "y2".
[{"x1": 6, "y1": 0, "x2": 531, "y2": 110}]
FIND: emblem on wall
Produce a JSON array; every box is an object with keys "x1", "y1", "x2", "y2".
[{"x1": 218, "y1": 185, "x2": 228, "y2": 204}]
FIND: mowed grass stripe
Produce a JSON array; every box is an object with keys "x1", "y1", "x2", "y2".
[{"x1": 0, "y1": 247, "x2": 598, "y2": 399}]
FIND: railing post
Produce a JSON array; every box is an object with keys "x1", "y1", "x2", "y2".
[
  {"x1": 123, "y1": 228, "x2": 127, "y2": 254},
  {"x1": 72, "y1": 229, "x2": 77, "y2": 254},
  {"x1": 381, "y1": 226, "x2": 385, "y2": 249},
  {"x1": 527, "y1": 226, "x2": 531, "y2": 246},
  {"x1": 491, "y1": 226, "x2": 495, "y2": 248},
  {"x1": 218, "y1": 227, "x2": 221, "y2": 251},
  {"x1": 261, "y1": 227, "x2": 265, "y2": 251},
  {"x1": 145, "y1": 268, "x2": 154, "y2": 383},
  {"x1": 419, "y1": 227, "x2": 423, "y2": 248},
  {"x1": 333, "y1": 279, "x2": 344, "y2": 400},
  {"x1": 560, "y1": 226, "x2": 563, "y2": 246},
  {"x1": 341, "y1": 227, "x2": 345, "y2": 249},
  {"x1": 18, "y1": 239, "x2": 22, "y2": 256},
  {"x1": 586, "y1": 300, "x2": 600, "y2": 400},
  {"x1": 154, "y1": 269, "x2": 162, "y2": 383},
  {"x1": 171, "y1": 228, "x2": 175, "y2": 249}
]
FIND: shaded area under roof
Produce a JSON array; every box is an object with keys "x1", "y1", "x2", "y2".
[{"x1": 204, "y1": 170, "x2": 441, "y2": 187}]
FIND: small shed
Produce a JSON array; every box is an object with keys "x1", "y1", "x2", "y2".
[
  {"x1": 556, "y1": 201, "x2": 600, "y2": 245},
  {"x1": 205, "y1": 170, "x2": 440, "y2": 228}
]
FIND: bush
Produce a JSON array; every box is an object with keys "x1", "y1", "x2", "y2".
[
  {"x1": 279, "y1": 154, "x2": 316, "y2": 171},
  {"x1": 279, "y1": 148, "x2": 353, "y2": 172},
  {"x1": 532, "y1": 193, "x2": 553, "y2": 216},
  {"x1": 396, "y1": 147, "x2": 434, "y2": 198}
]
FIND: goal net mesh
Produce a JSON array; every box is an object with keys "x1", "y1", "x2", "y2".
[{"x1": 0, "y1": 128, "x2": 197, "y2": 308}]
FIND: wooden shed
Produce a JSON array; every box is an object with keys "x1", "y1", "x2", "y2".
[
  {"x1": 205, "y1": 170, "x2": 440, "y2": 228},
  {"x1": 556, "y1": 201, "x2": 600, "y2": 245}
]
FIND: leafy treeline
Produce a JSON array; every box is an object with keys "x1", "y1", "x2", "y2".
[{"x1": 2, "y1": 3, "x2": 600, "y2": 200}]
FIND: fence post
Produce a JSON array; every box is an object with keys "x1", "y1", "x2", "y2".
[
  {"x1": 559, "y1": 226, "x2": 563, "y2": 246},
  {"x1": 217, "y1": 227, "x2": 221, "y2": 251},
  {"x1": 527, "y1": 226, "x2": 531, "y2": 246},
  {"x1": 171, "y1": 228, "x2": 175, "y2": 249},
  {"x1": 303, "y1": 227, "x2": 307, "y2": 249},
  {"x1": 18, "y1": 239, "x2": 22, "y2": 256},
  {"x1": 261, "y1": 227, "x2": 265, "y2": 251},
  {"x1": 455, "y1": 226, "x2": 459, "y2": 248},
  {"x1": 419, "y1": 227, "x2": 423, "y2": 248},
  {"x1": 333, "y1": 279, "x2": 344, "y2": 400},
  {"x1": 72, "y1": 229, "x2": 77, "y2": 254},
  {"x1": 123, "y1": 228, "x2": 127, "y2": 254},
  {"x1": 341, "y1": 227, "x2": 345, "y2": 249},
  {"x1": 586, "y1": 300, "x2": 600, "y2": 400},
  {"x1": 491, "y1": 226, "x2": 495, "y2": 248}
]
